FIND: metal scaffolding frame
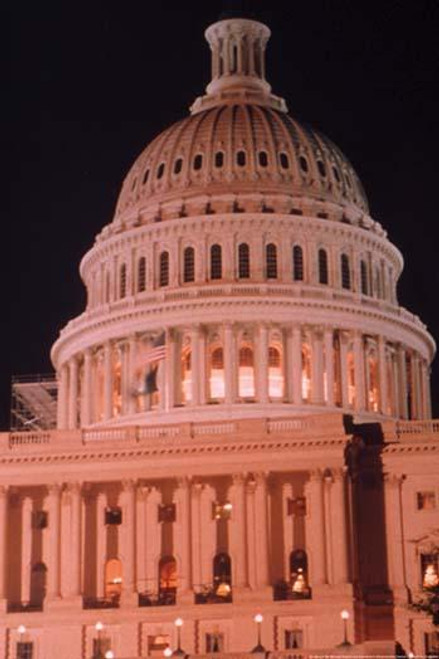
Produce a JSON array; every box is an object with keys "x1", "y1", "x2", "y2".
[{"x1": 10, "y1": 374, "x2": 58, "y2": 431}]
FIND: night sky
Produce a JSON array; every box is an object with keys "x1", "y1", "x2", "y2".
[{"x1": 4, "y1": 1, "x2": 439, "y2": 430}]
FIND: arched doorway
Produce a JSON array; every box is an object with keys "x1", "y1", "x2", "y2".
[
  {"x1": 158, "y1": 556, "x2": 177, "y2": 604},
  {"x1": 105, "y1": 558, "x2": 122, "y2": 602}
]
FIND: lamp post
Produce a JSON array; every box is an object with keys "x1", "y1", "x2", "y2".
[
  {"x1": 173, "y1": 618, "x2": 185, "y2": 656},
  {"x1": 105, "y1": 652, "x2": 115, "y2": 659},
  {"x1": 251, "y1": 613, "x2": 265, "y2": 653},
  {"x1": 164, "y1": 648, "x2": 173, "y2": 658},
  {"x1": 337, "y1": 610, "x2": 351, "y2": 648},
  {"x1": 95, "y1": 621, "x2": 104, "y2": 659}
]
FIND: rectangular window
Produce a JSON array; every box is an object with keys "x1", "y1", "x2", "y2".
[
  {"x1": 417, "y1": 491, "x2": 436, "y2": 510},
  {"x1": 158, "y1": 503, "x2": 176, "y2": 523},
  {"x1": 206, "y1": 632, "x2": 224, "y2": 653},
  {"x1": 285, "y1": 630, "x2": 303, "y2": 649},
  {"x1": 105, "y1": 507, "x2": 122, "y2": 525},
  {"x1": 17, "y1": 643, "x2": 34, "y2": 659}
]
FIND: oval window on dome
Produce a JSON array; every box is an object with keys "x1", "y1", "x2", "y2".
[
  {"x1": 332, "y1": 166, "x2": 340, "y2": 182},
  {"x1": 236, "y1": 150, "x2": 246, "y2": 167},
  {"x1": 317, "y1": 160, "x2": 326, "y2": 177},
  {"x1": 299, "y1": 156, "x2": 308, "y2": 173},
  {"x1": 174, "y1": 158, "x2": 183, "y2": 175},
  {"x1": 215, "y1": 151, "x2": 224, "y2": 168},
  {"x1": 193, "y1": 154, "x2": 203, "y2": 171},
  {"x1": 258, "y1": 151, "x2": 268, "y2": 167},
  {"x1": 280, "y1": 152, "x2": 289, "y2": 170},
  {"x1": 142, "y1": 169, "x2": 150, "y2": 185},
  {"x1": 157, "y1": 163, "x2": 165, "y2": 180}
]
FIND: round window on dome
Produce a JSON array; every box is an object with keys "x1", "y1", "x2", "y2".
[
  {"x1": 174, "y1": 158, "x2": 183, "y2": 175},
  {"x1": 280, "y1": 153, "x2": 289, "y2": 170},
  {"x1": 157, "y1": 163, "x2": 165, "y2": 180},
  {"x1": 317, "y1": 161, "x2": 326, "y2": 177},
  {"x1": 193, "y1": 154, "x2": 203, "y2": 171},
  {"x1": 236, "y1": 150, "x2": 246, "y2": 167},
  {"x1": 142, "y1": 169, "x2": 150, "y2": 185},
  {"x1": 258, "y1": 151, "x2": 268, "y2": 167},
  {"x1": 299, "y1": 156, "x2": 308, "y2": 173},
  {"x1": 215, "y1": 151, "x2": 224, "y2": 168}
]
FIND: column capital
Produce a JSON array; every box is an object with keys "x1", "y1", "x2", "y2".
[
  {"x1": 177, "y1": 476, "x2": 192, "y2": 489},
  {"x1": 308, "y1": 468, "x2": 323, "y2": 483},
  {"x1": 47, "y1": 483, "x2": 63, "y2": 497},
  {"x1": 232, "y1": 473, "x2": 246, "y2": 486},
  {"x1": 121, "y1": 479, "x2": 136, "y2": 493},
  {"x1": 65, "y1": 482, "x2": 82, "y2": 495},
  {"x1": 383, "y1": 472, "x2": 404, "y2": 487}
]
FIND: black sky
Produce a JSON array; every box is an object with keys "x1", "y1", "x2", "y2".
[{"x1": 4, "y1": 1, "x2": 439, "y2": 429}]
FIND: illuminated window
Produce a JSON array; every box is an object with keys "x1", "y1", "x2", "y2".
[
  {"x1": 181, "y1": 348, "x2": 192, "y2": 404},
  {"x1": 301, "y1": 344, "x2": 311, "y2": 401},
  {"x1": 417, "y1": 492, "x2": 436, "y2": 510},
  {"x1": 138, "y1": 256, "x2": 146, "y2": 292},
  {"x1": 285, "y1": 630, "x2": 303, "y2": 650},
  {"x1": 148, "y1": 635, "x2": 171, "y2": 656},
  {"x1": 112, "y1": 357, "x2": 122, "y2": 416},
  {"x1": 266, "y1": 243, "x2": 277, "y2": 279},
  {"x1": 421, "y1": 553, "x2": 439, "y2": 588},
  {"x1": 367, "y1": 350, "x2": 379, "y2": 412},
  {"x1": 210, "y1": 244, "x2": 222, "y2": 280},
  {"x1": 360, "y1": 260, "x2": 368, "y2": 295},
  {"x1": 318, "y1": 248, "x2": 328, "y2": 285},
  {"x1": 268, "y1": 346, "x2": 283, "y2": 398},
  {"x1": 183, "y1": 246, "x2": 195, "y2": 283},
  {"x1": 105, "y1": 558, "x2": 123, "y2": 600},
  {"x1": 213, "y1": 553, "x2": 232, "y2": 598},
  {"x1": 120, "y1": 263, "x2": 127, "y2": 298},
  {"x1": 386, "y1": 352, "x2": 396, "y2": 415},
  {"x1": 239, "y1": 346, "x2": 255, "y2": 398},
  {"x1": 212, "y1": 501, "x2": 233, "y2": 520},
  {"x1": 159, "y1": 556, "x2": 178, "y2": 596},
  {"x1": 238, "y1": 243, "x2": 250, "y2": 279},
  {"x1": 341, "y1": 254, "x2": 350, "y2": 289},
  {"x1": 159, "y1": 251, "x2": 169, "y2": 287},
  {"x1": 293, "y1": 245, "x2": 304, "y2": 281},
  {"x1": 290, "y1": 549, "x2": 310, "y2": 596},
  {"x1": 347, "y1": 348, "x2": 355, "y2": 407},
  {"x1": 209, "y1": 347, "x2": 225, "y2": 399}
]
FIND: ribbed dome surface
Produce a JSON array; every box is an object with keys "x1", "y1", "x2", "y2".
[{"x1": 114, "y1": 104, "x2": 368, "y2": 223}]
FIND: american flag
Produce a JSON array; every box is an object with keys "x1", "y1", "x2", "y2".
[{"x1": 144, "y1": 331, "x2": 166, "y2": 364}]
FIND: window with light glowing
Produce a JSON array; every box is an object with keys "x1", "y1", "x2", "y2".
[
  {"x1": 209, "y1": 347, "x2": 225, "y2": 400},
  {"x1": 420, "y1": 553, "x2": 439, "y2": 589},
  {"x1": 301, "y1": 345, "x2": 311, "y2": 401},
  {"x1": 347, "y1": 349, "x2": 355, "y2": 407},
  {"x1": 268, "y1": 346, "x2": 283, "y2": 398},
  {"x1": 181, "y1": 348, "x2": 192, "y2": 404},
  {"x1": 105, "y1": 558, "x2": 123, "y2": 600},
  {"x1": 239, "y1": 346, "x2": 255, "y2": 398},
  {"x1": 367, "y1": 350, "x2": 379, "y2": 412},
  {"x1": 112, "y1": 356, "x2": 122, "y2": 417}
]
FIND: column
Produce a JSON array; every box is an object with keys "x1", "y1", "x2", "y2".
[
  {"x1": 165, "y1": 329, "x2": 177, "y2": 411},
  {"x1": 304, "y1": 471, "x2": 326, "y2": 585},
  {"x1": 198, "y1": 326, "x2": 207, "y2": 405},
  {"x1": 291, "y1": 326, "x2": 302, "y2": 405},
  {"x1": 191, "y1": 325, "x2": 201, "y2": 406},
  {"x1": 412, "y1": 354, "x2": 421, "y2": 419},
  {"x1": 311, "y1": 328, "x2": 325, "y2": 404},
  {"x1": 68, "y1": 356, "x2": 79, "y2": 429},
  {"x1": 21, "y1": 496, "x2": 33, "y2": 603},
  {"x1": 397, "y1": 345, "x2": 408, "y2": 419},
  {"x1": 0, "y1": 487, "x2": 8, "y2": 601},
  {"x1": 68, "y1": 483, "x2": 82, "y2": 597},
  {"x1": 200, "y1": 485, "x2": 216, "y2": 586},
  {"x1": 96, "y1": 492, "x2": 107, "y2": 598},
  {"x1": 285, "y1": 328, "x2": 294, "y2": 403},
  {"x1": 329, "y1": 469, "x2": 349, "y2": 584},
  {"x1": 136, "y1": 487, "x2": 147, "y2": 594},
  {"x1": 45, "y1": 484, "x2": 62, "y2": 599},
  {"x1": 257, "y1": 324, "x2": 269, "y2": 403},
  {"x1": 128, "y1": 334, "x2": 137, "y2": 415},
  {"x1": 57, "y1": 364, "x2": 68, "y2": 429},
  {"x1": 145, "y1": 487, "x2": 161, "y2": 593},
  {"x1": 173, "y1": 478, "x2": 192, "y2": 593},
  {"x1": 103, "y1": 341, "x2": 113, "y2": 421},
  {"x1": 339, "y1": 332, "x2": 350, "y2": 408},
  {"x1": 282, "y1": 482, "x2": 294, "y2": 582},
  {"x1": 254, "y1": 473, "x2": 269, "y2": 586},
  {"x1": 224, "y1": 324, "x2": 235, "y2": 404},
  {"x1": 383, "y1": 474, "x2": 407, "y2": 602},
  {"x1": 228, "y1": 474, "x2": 247, "y2": 589},
  {"x1": 120, "y1": 342, "x2": 130, "y2": 415},
  {"x1": 246, "y1": 478, "x2": 257, "y2": 588},
  {"x1": 353, "y1": 331, "x2": 365, "y2": 411},
  {"x1": 378, "y1": 336, "x2": 388, "y2": 414},
  {"x1": 119, "y1": 481, "x2": 136, "y2": 599},
  {"x1": 323, "y1": 472, "x2": 334, "y2": 584},
  {"x1": 324, "y1": 328, "x2": 334, "y2": 406},
  {"x1": 82, "y1": 348, "x2": 93, "y2": 425}
]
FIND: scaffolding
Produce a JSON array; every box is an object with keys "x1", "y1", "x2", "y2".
[{"x1": 10, "y1": 374, "x2": 58, "y2": 431}]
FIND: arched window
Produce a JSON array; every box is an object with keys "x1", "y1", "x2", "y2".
[
  {"x1": 301, "y1": 344, "x2": 311, "y2": 401},
  {"x1": 213, "y1": 553, "x2": 232, "y2": 600},
  {"x1": 174, "y1": 158, "x2": 183, "y2": 175},
  {"x1": 215, "y1": 151, "x2": 224, "y2": 168},
  {"x1": 159, "y1": 251, "x2": 169, "y2": 287},
  {"x1": 360, "y1": 260, "x2": 368, "y2": 295},
  {"x1": 183, "y1": 246, "x2": 195, "y2": 283},
  {"x1": 237, "y1": 150, "x2": 246, "y2": 167},
  {"x1": 181, "y1": 348, "x2": 192, "y2": 404},
  {"x1": 367, "y1": 348, "x2": 379, "y2": 412},
  {"x1": 210, "y1": 244, "x2": 222, "y2": 280},
  {"x1": 258, "y1": 151, "x2": 268, "y2": 167},
  {"x1": 105, "y1": 558, "x2": 123, "y2": 601},
  {"x1": 159, "y1": 556, "x2": 177, "y2": 605},
  {"x1": 341, "y1": 253, "x2": 350, "y2": 289},
  {"x1": 266, "y1": 243, "x2": 278, "y2": 279},
  {"x1": 137, "y1": 257, "x2": 146, "y2": 292},
  {"x1": 231, "y1": 43, "x2": 238, "y2": 74},
  {"x1": 347, "y1": 347, "x2": 355, "y2": 407},
  {"x1": 293, "y1": 245, "x2": 304, "y2": 281},
  {"x1": 318, "y1": 248, "x2": 328, "y2": 285},
  {"x1": 120, "y1": 263, "x2": 127, "y2": 298},
  {"x1": 239, "y1": 345, "x2": 255, "y2": 398},
  {"x1": 238, "y1": 243, "x2": 250, "y2": 279},
  {"x1": 209, "y1": 347, "x2": 225, "y2": 399},
  {"x1": 268, "y1": 346, "x2": 283, "y2": 398},
  {"x1": 193, "y1": 154, "x2": 203, "y2": 171}
]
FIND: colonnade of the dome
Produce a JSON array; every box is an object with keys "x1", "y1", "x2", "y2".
[{"x1": 56, "y1": 322, "x2": 430, "y2": 429}]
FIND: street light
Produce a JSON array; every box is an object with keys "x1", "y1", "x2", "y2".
[
  {"x1": 164, "y1": 648, "x2": 173, "y2": 658},
  {"x1": 17, "y1": 625, "x2": 26, "y2": 636},
  {"x1": 337, "y1": 610, "x2": 351, "y2": 648},
  {"x1": 95, "y1": 622, "x2": 104, "y2": 659},
  {"x1": 105, "y1": 652, "x2": 115, "y2": 659},
  {"x1": 173, "y1": 618, "x2": 185, "y2": 656},
  {"x1": 251, "y1": 613, "x2": 265, "y2": 653}
]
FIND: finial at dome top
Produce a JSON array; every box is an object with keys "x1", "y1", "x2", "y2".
[{"x1": 190, "y1": 16, "x2": 288, "y2": 114}]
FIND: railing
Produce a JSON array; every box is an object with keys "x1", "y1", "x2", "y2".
[
  {"x1": 83, "y1": 595, "x2": 120, "y2": 609},
  {"x1": 138, "y1": 588, "x2": 176, "y2": 607},
  {"x1": 194, "y1": 583, "x2": 233, "y2": 604},
  {"x1": 273, "y1": 581, "x2": 312, "y2": 601},
  {"x1": 7, "y1": 600, "x2": 43, "y2": 613}
]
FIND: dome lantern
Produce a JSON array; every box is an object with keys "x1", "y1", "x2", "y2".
[{"x1": 191, "y1": 17, "x2": 288, "y2": 114}]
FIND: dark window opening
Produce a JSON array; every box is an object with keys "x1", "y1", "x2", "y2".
[
  {"x1": 142, "y1": 169, "x2": 150, "y2": 185},
  {"x1": 280, "y1": 152, "x2": 289, "y2": 169},
  {"x1": 32, "y1": 510, "x2": 48, "y2": 529},
  {"x1": 317, "y1": 160, "x2": 326, "y2": 177},
  {"x1": 157, "y1": 163, "x2": 165, "y2": 179},
  {"x1": 105, "y1": 507, "x2": 122, "y2": 525},
  {"x1": 258, "y1": 151, "x2": 268, "y2": 167},
  {"x1": 174, "y1": 158, "x2": 183, "y2": 175},
  {"x1": 238, "y1": 243, "x2": 250, "y2": 278},
  {"x1": 341, "y1": 254, "x2": 351, "y2": 289},
  {"x1": 120, "y1": 263, "x2": 127, "y2": 299},
  {"x1": 333, "y1": 166, "x2": 340, "y2": 182},
  {"x1": 299, "y1": 156, "x2": 308, "y2": 172},
  {"x1": 159, "y1": 251, "x2": 169, "y2": 287},
  {"x1": 266, "y1": 243, "x2": 278, "y2": 279},
  {"x1": 194, "y1": 154, "x2": 203, "y2": 171},
  {"x1": 215, "y1": 151, "x2": 224, "y2": 168},
  {"x1": 360, "y1": 260, "x2": 368, "y2": 295},
  {"x1": 17, "y1": 643, "x2": 34, "y2": 659},
  {"x1": 318, "y1": 249, "x2": 328, "y2": 285},
  {"x1": 158, "y1": 503, "x2": 176, "y2": 523},
  {"x1": 236, "y1": 150, "x2": 246, "y2": 167},
  {"x1": 293, "y1": 245, "x2": 304, "y2": 281},
  {"x1": 138, "y1": 257, "x2": 146, "y2": 292},
  {"x1": 210, "y1": 244, "x2": 222, "y2": 280},
  {"x1": 183, "y1": 246, "x2": 195, "y2": 283}
]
